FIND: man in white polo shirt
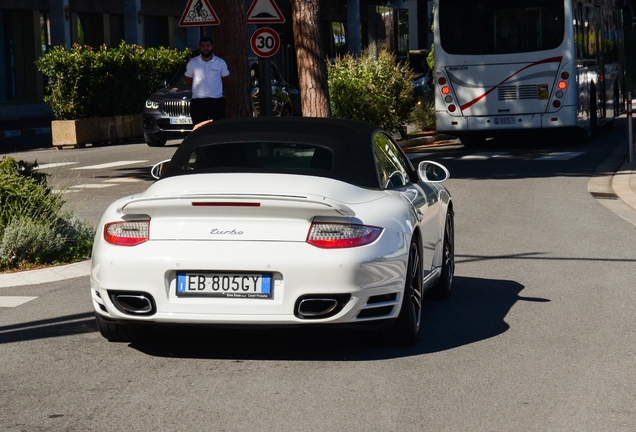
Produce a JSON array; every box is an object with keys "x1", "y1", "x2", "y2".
[{"x1": 184, "y1": 37, "x2": 230, "y2": 127}]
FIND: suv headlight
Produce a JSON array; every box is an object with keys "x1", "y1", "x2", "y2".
[{"x1": 145, "y1": 100, "x2": 160, "y2": 109}]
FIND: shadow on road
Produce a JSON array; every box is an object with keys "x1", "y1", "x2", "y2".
[
  {"x1": 0, "y1": 276, "x2": 550, "y2": 360},
  {"x1": 128, "y1": 276, "x2": 546, "y2": 361},
  {"x1": 0, "y1": 312, "x2": 96, "y2": 344}
]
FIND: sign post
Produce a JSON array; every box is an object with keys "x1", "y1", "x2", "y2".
[
  {"x1": 246, "y1": 0, "x2": 285, "y2": 117},
  {"x1": 250, "y1": 27, "x2": 281, "y2": 117}
]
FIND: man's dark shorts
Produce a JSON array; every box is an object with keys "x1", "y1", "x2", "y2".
[{"x1": 191, "y1": 97, "x2": 226, "y2": 126}]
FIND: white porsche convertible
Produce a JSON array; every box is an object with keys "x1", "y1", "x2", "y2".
[{"x1": 91, "y1": 117, "x2": 454, "y2": 345}]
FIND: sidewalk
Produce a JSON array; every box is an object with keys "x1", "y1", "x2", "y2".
[
  {"x1": 0, "y1": 260, "x2": 91, "y2": 288},
  {"x1": 1, "y1": 140, "x2": 636, "y2": 288}
]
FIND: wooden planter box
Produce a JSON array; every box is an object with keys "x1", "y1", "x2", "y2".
[{"x1": 51, "y1": 114, "x2": 143, "y2": 149}]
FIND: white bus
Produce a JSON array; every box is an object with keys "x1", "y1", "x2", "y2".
[{"x1": 433, "y1": 0, "x2": 626, "y2": 144}]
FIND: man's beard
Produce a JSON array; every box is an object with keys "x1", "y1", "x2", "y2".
[{"x1": 201, "y1": 49, "x2": 213, "y2": 59}]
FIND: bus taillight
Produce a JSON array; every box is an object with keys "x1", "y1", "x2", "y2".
[
  {"x1": 438, "y1": 77, "x2": 447, "y2": 85},
  {"x1": 441, "y1": 86, "x2": 450, "y2": 95},
  {"x1": 561, "y1": 71, "x2": 570, "y2": 80},
  {"x1": 448, "y1": 104, "x2": 456, "y2": 113},
  {"x1": 558, "y1": 81, "x2": 567, "y2": 90}
]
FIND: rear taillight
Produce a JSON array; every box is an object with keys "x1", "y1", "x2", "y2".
[
  {"x1": 104, "y1": 221, "x2": 150, "y2": 246},
  {"x1": 306, "y1": 223, "x2": 382, "y2": 248}
]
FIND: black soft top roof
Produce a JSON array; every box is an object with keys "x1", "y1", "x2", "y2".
[{"x1": 163, "y1": 117, "x2": 385, "y2": 188}]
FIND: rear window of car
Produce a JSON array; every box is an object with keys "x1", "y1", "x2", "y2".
[{"x1": 182, "y1": 142, "x2": 333, "y2": 173}]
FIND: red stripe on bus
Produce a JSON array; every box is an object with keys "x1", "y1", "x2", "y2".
[{"x1": 459, "y1": 56, "x2": 563, "y2": 111}]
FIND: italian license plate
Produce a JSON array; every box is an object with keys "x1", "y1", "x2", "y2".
[
  {"x1": 176, "y1": 272, "x2": 272, "y2": 298},
  {"x1": 495, "y1": 116, "x2": 516, "y2": 125},
  {"x1": 170, "y1": 116, "x2": 192, "y2": 125}
]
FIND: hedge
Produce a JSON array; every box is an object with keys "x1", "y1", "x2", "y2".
[{"x1": 36, "y1": 42, "x2": 192, "y2": 120}]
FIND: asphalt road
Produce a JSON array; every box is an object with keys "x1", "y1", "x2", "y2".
[{"x1": 1, "y1": 125, "x2": 635, "y2": 431}]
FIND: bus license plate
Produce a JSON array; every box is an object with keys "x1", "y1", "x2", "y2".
[
  {"x1": 170, "y1": 116, "x2": 192, "y2": 125},
  {"x1": 495, "y1": 116, "x2": 516, "y2": 125},
  {"x1": 176, "y1": 272, "x2": 272, "y2": 298}
]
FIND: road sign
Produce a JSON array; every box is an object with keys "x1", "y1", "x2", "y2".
[
  {"x1": 179, "y1": 0, "x2": 220, "y2": 27},
  {"x1": 250, "y1": 27, "x2": 281, "y2": 58},
  {"x1": 246, "y1": 0, "x2": 285, "y2": 24}
]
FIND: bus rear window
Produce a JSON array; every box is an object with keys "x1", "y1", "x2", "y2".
[{"x1": 439, "y1": 0, "x2": 565, "y2": 55}]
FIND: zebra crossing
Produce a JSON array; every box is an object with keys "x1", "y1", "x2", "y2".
[
  {"x1": 44, "y1": 160, "x2": 151, "y2": 193},
  {"x1": 35, "y1": 151, "x2": 587, "y2": 194},
  {"x1": 0, "y1": 296, "x2": 37, "y2": 307},
  {"x1": 407, "y1": 151, "x2": 585, "y2": 161}
]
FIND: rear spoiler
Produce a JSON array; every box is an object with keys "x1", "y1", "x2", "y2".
[{"x1": 116, "y1": 193, "x2": 356, "y2": 217}]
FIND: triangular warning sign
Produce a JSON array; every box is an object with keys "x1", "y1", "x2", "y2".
[
  {"x1": 246, "y1": 0, "x2": 285, "y2": 24},
  {"x1": 179, "y1": 0, "x2": 220, "y2": 27}
]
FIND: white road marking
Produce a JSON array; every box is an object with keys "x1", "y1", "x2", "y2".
[
  {"x1": 103, "y1": 178, "x2": 143, "y2": 183},
  {"x1": 70, "y1": 184, "x2": 117, "y2": 189},
  {"x1": 52, "y1": 189, "x2": 81, "y2": 194},
  {"x1": 0, "y1": 296, "x2": 38, "y2": 307},
  {"x1": 535, "y1": 152, "x2": 584, "y2": 161},
  {"x1": 460, "y1": 152, "x2": 509, "y2": 160},
  {"x1": 34, "y1": 162, "x2": 79, "y2": 170},
  {"x1": 71, "y1": 160, "x2": 148, "y2": 170}
]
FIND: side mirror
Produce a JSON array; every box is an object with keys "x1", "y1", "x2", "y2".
[
  {"x1": 151, "y1": 159, "x2": 171, "y2": 180},
  {"x1": 418, "y1": 161, "x2": 450, "y2": 183}
]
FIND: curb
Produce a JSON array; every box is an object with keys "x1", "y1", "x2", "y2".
[
  {"x1": 0, "y1": 260, "x2": 91, "y2": 288},
  {"x1": 399, "y1": 133, "x2": 459, "y2": 150},
  {"x1": 613, "y1": 160, "x2": 636, "y2": 212}
]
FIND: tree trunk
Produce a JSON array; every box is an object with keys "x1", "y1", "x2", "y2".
[
  {"x1": 213, "y1": 1, "x2": 252, "y2": 118},
  {"x1": 292, "y1": 0, "x2": 331, "y2": 117}
]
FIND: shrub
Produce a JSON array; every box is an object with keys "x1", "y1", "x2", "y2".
[
  {"x1": 36, "y1": 42, "x2": 192, "y2": 120},
  {"x1": 0, "y1": 157, "x2": 95, "y2": 271},
  {"x1": 409, "y1": 94, "x2": 436, "y2": 132},
  {"x1": 327, "y1": 48, "x2": 414, "y2": 132}
]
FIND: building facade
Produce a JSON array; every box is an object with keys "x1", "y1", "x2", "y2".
[{"x1": 1, "y1": 0, "x2": 432, "y2": 122}]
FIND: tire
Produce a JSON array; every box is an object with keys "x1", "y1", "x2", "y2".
[
  {"x1": 280, "y1": 106, "x2": 292, "y2": 117},
  {"x1": 589, "y1": 87, "x2": 598, "y2": 137},
  {"x1": 144, "y1": 134, "x2": 167, "y2": 147},
  {"x1": 427, "y1": 211, "x2": 455, "y2": 300},
  {"x1": 94, "y1": 313, "x2": 149, "y2": 343},
  {"x1": 459, "y1": 136, "x2": 486, "y2": 147},
  {"x1": 387, "y1": 240, "x2": 423, "y2": 346}
]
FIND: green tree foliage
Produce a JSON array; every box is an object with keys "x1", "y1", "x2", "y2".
[
  {"x1": 327, "y1": 49, "x2": 414, "y2": 132},
  {"x1": 36, "y1": 42, "x2": 192, "y2": 120},
  {"x1": 0, "y1": 157, "x2": 94, "y2": 270}
]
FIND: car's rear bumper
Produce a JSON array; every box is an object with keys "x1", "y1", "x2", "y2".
[{"x1": 91, "y1": 236, "x2": 409, "y2": 326}]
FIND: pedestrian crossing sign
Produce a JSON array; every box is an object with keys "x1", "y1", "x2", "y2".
[{"x1": 180, "y1": 0, "x2": 220, "y2": 27}]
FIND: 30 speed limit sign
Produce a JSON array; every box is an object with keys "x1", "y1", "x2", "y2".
[{"x1": 250, "y1": 27, "x2": 280, "y2": 58}]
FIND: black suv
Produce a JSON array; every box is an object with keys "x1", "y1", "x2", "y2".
[{"x1": 143, "y1": 61, "x2": 301, "y2": 147}]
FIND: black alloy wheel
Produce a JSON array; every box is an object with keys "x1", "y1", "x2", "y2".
[
  {"x1": 387, "y1": 240, "x2": 423, "y2": 346},
  {"x1": 145, "y1": 134, "x2": 167, "y2": 147},
  {"x1": 428, "y1": 211, "x2": 455, "y2": 300}
]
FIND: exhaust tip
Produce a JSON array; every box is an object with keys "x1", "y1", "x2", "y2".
[
  {"x1": 295, "y1": 294, "x2": 351, "y2": 319},
  {"x1": 109, "y1": 291, "x2": 156, "y2": 316}
]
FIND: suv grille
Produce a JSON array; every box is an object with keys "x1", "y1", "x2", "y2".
[{"x1": 162, "y1": 100, "x2": 190, "y2": 117}]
